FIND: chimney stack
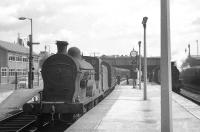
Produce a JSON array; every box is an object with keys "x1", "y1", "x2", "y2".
[{"x1": 56, "y1": 41, "x2": 69, "y2": 54}]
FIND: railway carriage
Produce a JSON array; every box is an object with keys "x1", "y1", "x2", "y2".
[{"x1": 180, "y1": 66, "x2": 200, "y2": 92}]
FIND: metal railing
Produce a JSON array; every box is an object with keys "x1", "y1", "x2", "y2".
[{"x1": 0, "y1": 71, "x2": 41, "y2": 89}]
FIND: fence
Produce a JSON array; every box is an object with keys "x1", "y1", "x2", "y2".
[{"x1": 0, "y1": 71, "x2": 41, "y2": 89}]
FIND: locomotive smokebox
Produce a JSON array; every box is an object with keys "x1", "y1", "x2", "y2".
[{"x1": 56, "y1": 41, "x2": 69, "y2": 54}]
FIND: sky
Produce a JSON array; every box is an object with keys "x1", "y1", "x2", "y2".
[{"x1": 0, "y1": 0, "x2": 200, "y2": 67}]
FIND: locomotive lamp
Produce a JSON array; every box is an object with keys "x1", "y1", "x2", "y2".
[
  {"x1": 142, "y1": 16, "x2": 148, "y2": 100},
  {"x1": 19, "y1": 17, "x2": 39, "y2": 89}
]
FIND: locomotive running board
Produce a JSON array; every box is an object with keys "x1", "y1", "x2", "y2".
[{"x1": 23, "y1": 102, "x2": 84, "y2": 114}]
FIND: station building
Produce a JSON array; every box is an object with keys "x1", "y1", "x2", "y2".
[{"x1": 0, "y1": 40, "x2": 39, "y2": 84}]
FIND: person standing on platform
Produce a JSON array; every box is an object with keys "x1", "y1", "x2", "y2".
[
  {"x1": 126, "y1": 75, "x2": 129, "y2": 85},
  {"x1": 171, "y1": 62, "x2": 180, "y2": 92},
  {"x1": 117, "y1": 75, "x2": 120, "y2": 85}
]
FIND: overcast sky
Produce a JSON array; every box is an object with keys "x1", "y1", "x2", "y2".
[{"x1": 0, "y1": 0, "x2": 200, "y2": 67}]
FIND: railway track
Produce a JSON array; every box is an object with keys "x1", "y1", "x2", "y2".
[
  {"x1": 0, "y1": 111, "x2": 77, "y2": 132},
  {"x1": 0, "y1": 111, "x2": 37, "y2": 132},
  {"x1": 179, "y1": 88, "x2": 200, "y2": 105}
]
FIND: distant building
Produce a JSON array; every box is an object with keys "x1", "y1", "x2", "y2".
[
  {"x1": 38, "y1": 51, "x2": 50, "y2": 69},
  {"x1": 0, "y1": 40, "x2": 39, "y2": 84}
]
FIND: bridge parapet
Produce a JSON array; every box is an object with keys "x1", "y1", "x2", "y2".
[{"x1": 101, "y1": 56, "x2": 160, "y2": 67}]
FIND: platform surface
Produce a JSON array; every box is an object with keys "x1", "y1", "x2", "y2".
[{"x1": 66, "y1": 83, "x2": 200, "y2": 132}]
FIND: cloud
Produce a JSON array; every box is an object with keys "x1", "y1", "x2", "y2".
[
  {"x1": 192, "y1": 17, "x2": 200, "y2": 25},
  {"x1": 0, "y1": 0, "x2": 199, "y2": 64},
  {"x1": 0, "y1": 4, "x2": 21, "y2": 31}
]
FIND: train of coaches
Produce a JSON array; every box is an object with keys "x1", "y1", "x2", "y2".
[
  {"x1": 152, "y1": 61, "x2": 200, "y2": 94},
  {"x1": 22, "y1": 41, "x2": 199, "y2": 124},
  {"x1": 23, "y1": 41, "x2": 130, "y2": 123}
]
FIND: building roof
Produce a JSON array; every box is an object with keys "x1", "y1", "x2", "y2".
[
  {"x1": 0, "y1": 40, "x2": 38, "y2": 56},
  {"x1": 190, "y1": 55, "x2": 200, "y2": 60}
]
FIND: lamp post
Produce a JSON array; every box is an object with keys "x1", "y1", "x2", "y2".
[
  {"x1": 19, "y1": 17, "x2": 33, "y2": 89},
  {"x1": 138, "y1": 41, "x2": 141, "y2": 90},
  {"x1": 142, "y1": 16, "x2": 148, "y2": 100},
  {"x1": 130, "y1": 48, "x2": 138, "y2": 88}
]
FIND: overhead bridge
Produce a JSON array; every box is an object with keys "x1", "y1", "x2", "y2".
[{"x1": 101, "y1": 55, "x2": 160, "y2": 75}]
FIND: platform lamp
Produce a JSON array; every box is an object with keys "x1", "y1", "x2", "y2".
[
  {"x1": 142, "y1": 16, "x2": 148, "y2": 100},
  {"x1": 138, "y1": 41, "x2": 142, "y2": 90},
  {"x1": 19, "y1": 17, "x2": 39, "y2": 89}
]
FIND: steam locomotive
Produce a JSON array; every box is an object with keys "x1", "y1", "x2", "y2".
[
  {"x1": 152, "y1": 62, "x2": 181, "y2": 93},
  {"x1": 23, "y1": 41, "x2": 130, "y2": 123}
]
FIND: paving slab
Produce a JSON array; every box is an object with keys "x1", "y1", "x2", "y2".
[{"x1": 66, "y1": 83, "x2": 200, "y2": 132}]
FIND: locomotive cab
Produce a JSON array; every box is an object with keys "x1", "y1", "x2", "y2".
[{"x1": 75, "y1": 59, "x2": 96, "y2": 100}]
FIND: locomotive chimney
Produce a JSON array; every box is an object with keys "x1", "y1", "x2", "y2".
[{"x1": 56, "y1": 41, "x2": 69, "y2": 54}]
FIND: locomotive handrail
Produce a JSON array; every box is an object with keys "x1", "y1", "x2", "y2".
[
  {"x1": 45, "y1": 63, "x2": 74, "y2": 67},
  {"x1": 78, "y1": 70, "x2": 95, "y2": 74},
  {"x1": 41, "y1": 101, "x2": 65, "y2": 104},
  {"x1": 79, "y1": 68, "x2": 94, "y2": 70}
]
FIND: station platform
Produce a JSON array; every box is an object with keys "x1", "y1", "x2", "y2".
[{"x1": 66, "y1": 82, "x2": 200, "y2": 132}]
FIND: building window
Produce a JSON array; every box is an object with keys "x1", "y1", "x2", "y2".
[
  {"x1": 17, "y1": 69, "x2": 22, "y2": 76},
  {"x1": 23, "y1": 57, "x2": 28, "y2": 62},
  {"x1": 19, "y1": 56, "x2": 22, "y2": 61},
  {"x1": 9, "y1": 56, "x2": 15, "y2": 61},
  {"x1": 1, "y1": 68, "x2": 7, "y2": 77},
  {"x1": 9, "y1": 69, "x2": 15, "y2": 76},
  {"x1": 16, "y1": 56, "x2": 22, "y2": 62},
  {"x1": 34, "y1": 57, "x2": 39, "y2": 63},
  {"x1": 16, "y1": 56, "x2": 19, "y2": 61},
  {"x1": 9, "y1": 56, "x2": 12, "y2": 61},
  {"x1": 23, "y1": 69, "x2": 28, "y2": 75}
]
